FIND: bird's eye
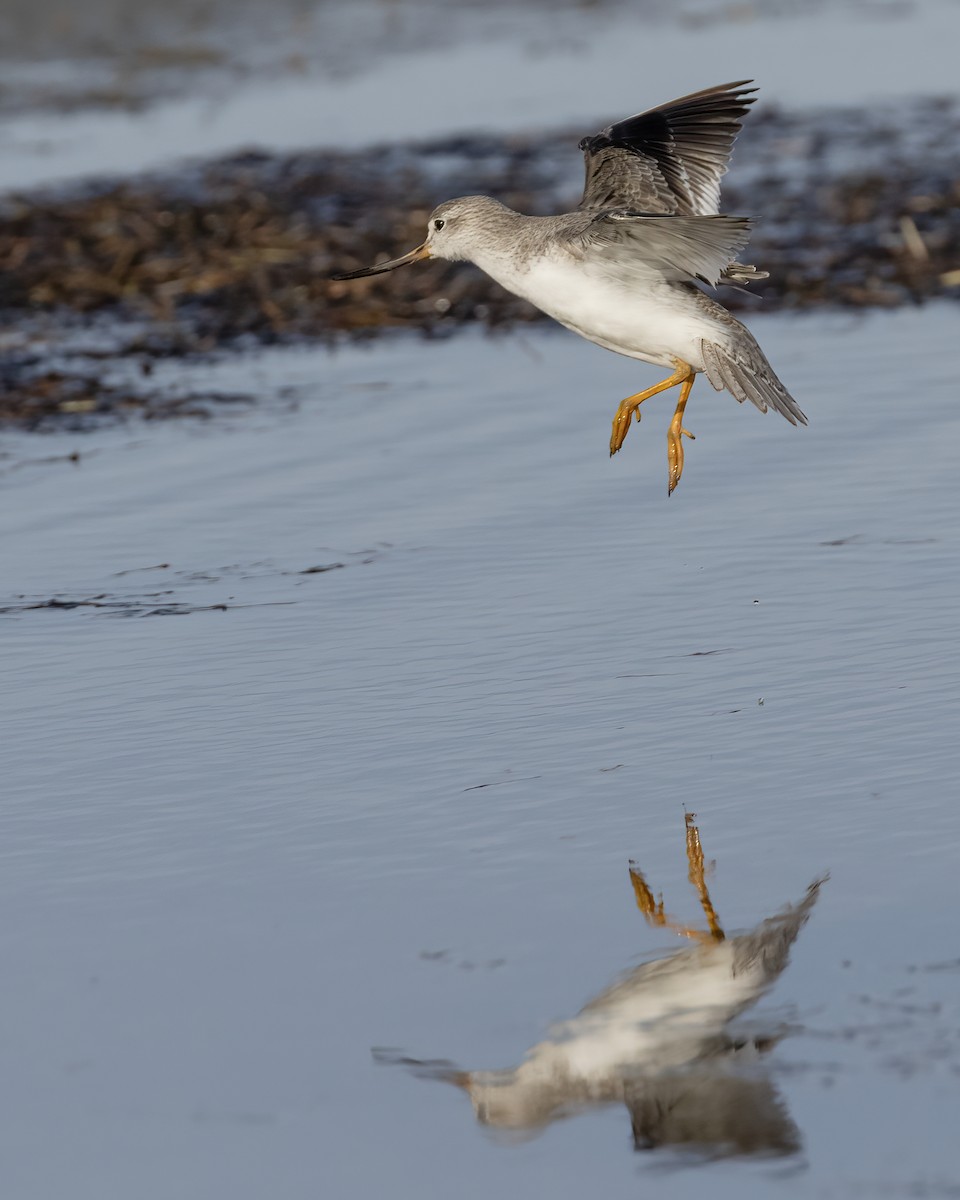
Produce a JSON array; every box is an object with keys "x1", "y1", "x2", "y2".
[{"x1": 433, "y1": 218, "x2": 445, "y2": 232}]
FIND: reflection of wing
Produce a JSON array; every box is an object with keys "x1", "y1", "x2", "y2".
[
  {"x1": 578, "y1": 81, "x2": 757, "y2": 215},
  {"x1": 626, "y1": 1065, "x2": 801, "y2": 1156}
]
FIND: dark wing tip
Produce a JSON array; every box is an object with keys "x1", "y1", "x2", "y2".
[
  {"x1": 715, "y1": 78, "x2": 757, "y2": 91},
  {"x1": 699, "y1": 79, "x2": 758, "y2": 99},
  {"x1": 584, "y1": 79, "x2": 760, "y2": 145}
]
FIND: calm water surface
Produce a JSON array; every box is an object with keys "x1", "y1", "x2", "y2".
[
  {"x1": 1, "y1": 306, "x2": 958, "y2": 1197},
  {"x1": 2, "y1": 0, "x2": 958, "y2": 189}
]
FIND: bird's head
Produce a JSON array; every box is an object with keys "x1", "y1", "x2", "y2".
[{"x1": 331, "y1": 196, "x2": 507, "y2": 278}]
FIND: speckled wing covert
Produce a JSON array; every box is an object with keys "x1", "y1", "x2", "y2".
[
  {"x1": 578, "y1": 210, "x2": 754, "y2": 288},
  {"x1": 578, "y1": 81, "x2": 758, "y2": 216}
]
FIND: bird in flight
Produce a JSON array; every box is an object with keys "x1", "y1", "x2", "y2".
[{"x1": 334, "y1": 81, "x2": 805, "y2": 494}]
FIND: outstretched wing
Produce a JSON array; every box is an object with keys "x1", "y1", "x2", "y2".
[
  {"x1": 576, "y1": 210, "x2": 753, "y2": 288},
  {"x1": 578, "y1": 81, "x2": 758, "y2": 216}
]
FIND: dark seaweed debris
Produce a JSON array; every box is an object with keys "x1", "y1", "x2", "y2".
[
  {"x1": 0, "y1": 594, "x2": 237, "y2": 617},
  {"x1": 0, "y1": 99, "x2": 958, "y2": 425},
  {"x1": 0, "y1": 355, "x2": 254, "y2": 428}
]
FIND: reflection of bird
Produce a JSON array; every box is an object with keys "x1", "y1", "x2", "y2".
[
  {"x1": 376, "y1": 816, "x2": 824, "y2": 1158},
  {"x1": 334, "y1": 82, "x2": 805, "y2": 494},
  {"x1": 625, "y1": 1064, "x2": 799, "y2": 1155}
]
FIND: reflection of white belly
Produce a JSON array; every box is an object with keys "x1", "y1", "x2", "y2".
[
  {"x1": 481, "y1": 254, "x2": 718, "y2": 371},
  {"x1": 531, "y1": 946, "x2": 758, "y2": 1081}
]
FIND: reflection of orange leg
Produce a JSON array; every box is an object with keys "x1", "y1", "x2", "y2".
[
  {"x1": 628, "y1": 813, "x2": 725, "y2": 944},
  {"x1": 629, "y1": 861, "x2": 716, "y2": 944},
  {"x1": 628, "y1": 866, "x2": 667, "y2": 926},
  {"x1": 609, "y1": 359, "x2": 695, "y2": 457},
  {"x1": 684, "y1": 812, "x2": 725, "y2": 942}
]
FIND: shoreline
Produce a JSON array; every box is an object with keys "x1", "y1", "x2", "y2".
[{"x1": 1, "y1": 100, "x2": 957, "y2": 427}]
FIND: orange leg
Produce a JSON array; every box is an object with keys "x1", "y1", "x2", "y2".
[
  {"x1": 609, "y1": 358, "x2": 695, "y2": 458},
  {"x1": 666, "y1": 375, "x2": 696, "y2": 497}
]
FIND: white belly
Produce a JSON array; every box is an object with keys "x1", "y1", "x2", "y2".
[{"x1": 480, "y1": 253, "x2": 714, "y2": 371}]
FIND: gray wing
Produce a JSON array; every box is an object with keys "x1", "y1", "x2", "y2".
[
  {"x1": 578, "y1": 81, "x2": 757, "y2": 215},
  {"x1": 577, "y1": 210, "x2": 753, "y2": 287}
]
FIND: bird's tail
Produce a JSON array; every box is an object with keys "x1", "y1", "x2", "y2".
[
  {"x1": 700, "y1": 330, "x2": 807, "y2": 426},
  {"x1": 732, "y1": 875, "x2": 827, "y2": 982}
]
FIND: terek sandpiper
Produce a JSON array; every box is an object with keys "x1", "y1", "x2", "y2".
[{"x1": 334, "y1": 81, "x2": 806, "y2": 494}]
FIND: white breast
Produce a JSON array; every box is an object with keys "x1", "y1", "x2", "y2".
[{"x1": 476, "y1": 251, "x2": 714, "y2": 371}]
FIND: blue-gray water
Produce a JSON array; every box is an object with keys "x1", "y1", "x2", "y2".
[
  {"x1": 2, "y1": 306, "x2": 958, "y2": 1197},
  {"x1": 1, "y1": 0, "x2": 957, "y2": 189}
]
